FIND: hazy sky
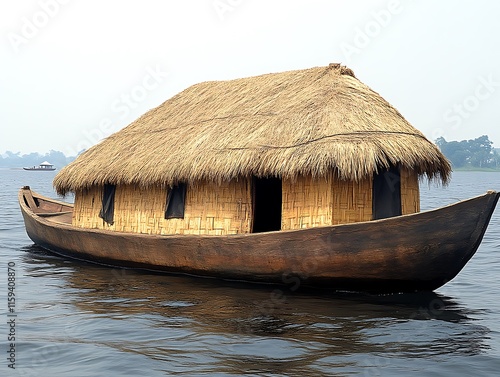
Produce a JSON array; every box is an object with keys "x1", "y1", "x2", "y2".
[{"x1": 1, "y1": 0, "x2": 500, "y2": 156}]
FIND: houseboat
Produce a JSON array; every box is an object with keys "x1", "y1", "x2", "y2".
[
  {"x1": 23, "y1": 161, "x2": 56, "y2": 171},
  {"x1": 18, "y1": 64, "x2": 499, "y2": 293}
]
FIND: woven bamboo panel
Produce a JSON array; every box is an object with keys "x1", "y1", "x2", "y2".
[
  {"x1": 282, "y1": 174, "x2": 374, "y2": 229},
  {"x1": 282, "y1": 174, "x2": 334, "y2": 230},
  {"x1": 72, "y1": 179, "x2": 252, "y2": 235},
  {"x1": 113, "y1": 185, "x2": 165, "y2": 234},
  {"x1": 332, "y1": 177, "x2": 373, "y2": 225},
  {"x1": 72, "y1": 187, "x2": 107, "y2": 229},
  {"x1": 400, "y1": 168, "x2": 420, "y2": 215},
  {"x1": 180, "y1": 179, "x2": 252, "y2": 235}
]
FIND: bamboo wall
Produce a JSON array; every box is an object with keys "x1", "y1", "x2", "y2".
[
  {"x1": 72, "y1": 179, "x2": 252, "y2": 235},
  {"x1": 400, "y1": 168, "x2": 420, "y2": 215},
  {"x1": 281, "y1": 168, "x2": 419, "y2": 230},
  {"x1": 282, "y1": 175, "x2": 334, "y2": 230},
  {"x1": 281, "y1": 173, "x2": 373, "y2": 230},
  {"x1": 332, "y1": 178, "x2": 373, "y2": 225},
  {"x1": 72, "y1": 186, "x2": 104, "y2": 230},
  {"x1": 72, "y1": 169, "x2": 420, "y2": 235}
]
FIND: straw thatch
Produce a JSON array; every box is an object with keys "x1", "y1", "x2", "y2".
[{"x1": 54, "y1": 63, "x2": 451, "y2": 195}]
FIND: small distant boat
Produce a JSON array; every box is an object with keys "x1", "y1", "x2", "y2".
[{"x1": 23, "y1": 161, "x2": 56, "y2": 171}]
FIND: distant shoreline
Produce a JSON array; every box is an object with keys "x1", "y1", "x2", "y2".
[
  {"x1": 0, "y1": 167, "x2": 60, "y2": 170},
  {"x1": 453, "y1": 167, "x2": 500, "y2": 172}
]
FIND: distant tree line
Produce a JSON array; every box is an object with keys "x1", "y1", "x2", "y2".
[
  {"x1": 2, "y1": 137, "x2": 499, "y2": 170},
  {"x1": 0, "y1": 150, "x2": 75, "y2": 168},
  {"x1": 435, "y1": 135, "x2": 500, "y2": 169}
]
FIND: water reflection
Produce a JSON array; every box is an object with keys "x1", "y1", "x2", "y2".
[{"x1": 21, "y1": 245, "x2": 492, "y2": 374}]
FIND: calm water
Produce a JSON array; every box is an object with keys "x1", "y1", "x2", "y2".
[{"x1": 1, "y1": 170, "x2": 500, "y2": 376}]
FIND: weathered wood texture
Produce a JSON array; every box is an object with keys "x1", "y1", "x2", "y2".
[
  {"x1": 20, "y1": 188, "x2": 499, "y2": 293},
  {"x1": 21, "y1": 186, "x2": 72, "y2": 214}
]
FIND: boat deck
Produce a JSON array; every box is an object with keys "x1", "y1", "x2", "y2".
[
  {"x1": 21, "y1": 186, "x2": 73, "y2": 225},
  {"x1": 38, "y1": 212, "x2": 73, "y2": 224}
]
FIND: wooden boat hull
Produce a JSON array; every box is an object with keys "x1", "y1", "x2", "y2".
[{"x1": 19, "y1": 187, "x2": 499, "y2": 293}]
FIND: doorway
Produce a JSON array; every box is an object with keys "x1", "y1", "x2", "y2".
[
  {"x1": 372, "y1": 165, "x2": 402, "y2": 220},
  {"x1": 252, "y1": 177, "x2": 282, "y2": 233}
]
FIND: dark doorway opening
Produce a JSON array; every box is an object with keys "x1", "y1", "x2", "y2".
[
  {"x1": 99, "y1": 184, "x2": 116, "y2": 225},
  {"x1": 373, "y1": 165, "x2": 402, "y2": 220},
  {"x1": 252, "y1": 177, "x2": 282, "y2": 233},
  {"x1": 165, "y1": 183, "x2": 187, "y2": 219}
]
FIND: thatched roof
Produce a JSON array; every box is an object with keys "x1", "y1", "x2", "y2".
[{"x1": 54, "y1": 63, "x2": 451, "y2": 195}]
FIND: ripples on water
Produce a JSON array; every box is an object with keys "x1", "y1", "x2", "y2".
[{"x1": 1, "y1": 170, "x2": 500, "y2": 376}]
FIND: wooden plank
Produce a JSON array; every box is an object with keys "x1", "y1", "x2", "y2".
[{"x1": 22, "y1": 187, "x2": 40, "y2": 213}]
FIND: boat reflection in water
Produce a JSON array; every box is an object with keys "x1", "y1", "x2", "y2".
[{"x1": 22, "y1": 244, "x2": 491, "y2": 375}]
